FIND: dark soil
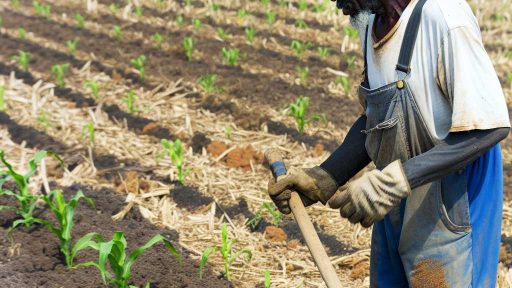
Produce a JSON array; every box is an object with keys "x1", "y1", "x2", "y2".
[{"x1": 0, "y1": 184, "x2": 232, "y2": 288}]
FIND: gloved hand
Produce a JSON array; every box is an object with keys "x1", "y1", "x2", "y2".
[
  {"x1": 328, "y1": 160, "x2": 411, "y2": 227},
  {"x1": 268, "y1": 166, "x2": 339, "y2": 214}
]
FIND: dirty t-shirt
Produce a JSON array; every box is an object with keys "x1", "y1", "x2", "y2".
[{"x1": 362, "y1": 0, "x2": 510, "y2": 141}]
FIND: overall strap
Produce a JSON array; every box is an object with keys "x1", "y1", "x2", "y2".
[
  {"x1": 396, "y1": 0, "x2": 429, "y2": 73},
  {"x1": 362, "y1": 24, "x2": 370, "y2": 88}
]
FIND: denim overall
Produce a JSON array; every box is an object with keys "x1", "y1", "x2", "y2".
[{"x1": 360, "y1": 0, "x2": 473, "y2": 287}]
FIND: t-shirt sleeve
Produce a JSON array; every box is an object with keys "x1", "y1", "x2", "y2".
[{"x1": 436, "y1": 25, "x2": 510, "y2": 132}]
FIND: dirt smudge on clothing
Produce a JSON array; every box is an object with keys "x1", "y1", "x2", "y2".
[{"x1": 410, "y1": 259, "x2": 448, "y2": 288}]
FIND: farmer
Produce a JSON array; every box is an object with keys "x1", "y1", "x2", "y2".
[{"x1": 268, "y1": 0, "x2": 511, "y2": 286}]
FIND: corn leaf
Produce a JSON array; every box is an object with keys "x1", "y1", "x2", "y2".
[{"x1": 199, "y1": 246, "x2": 222, "y2": 279}]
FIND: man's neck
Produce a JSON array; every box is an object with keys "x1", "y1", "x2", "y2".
[{"x1": 374, "y1": 0, "x2": 411, "y2": 42}]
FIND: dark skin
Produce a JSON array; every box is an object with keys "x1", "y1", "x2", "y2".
[{"x1": 332, "y1": 0, "x2": 412, "y2": 41}]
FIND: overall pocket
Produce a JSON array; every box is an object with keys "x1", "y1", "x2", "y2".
[{"x1": 437, "y1": 173, "x2": 471, "y2": 233}]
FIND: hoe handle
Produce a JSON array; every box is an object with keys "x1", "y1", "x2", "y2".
[{"x1": 265, "y1": 149, "x2": 342, "y2": 288}]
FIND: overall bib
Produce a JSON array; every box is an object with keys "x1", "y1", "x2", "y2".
[{"x1": 360, "y1": 0, "x2": 473, "y2": 286}]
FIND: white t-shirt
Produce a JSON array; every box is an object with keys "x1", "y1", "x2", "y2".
[{"x1": 362, "y1": 0, "x2": 510, "y2": 140}]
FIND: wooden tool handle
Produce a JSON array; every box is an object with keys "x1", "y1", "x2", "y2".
[{"x1": 265, "y1": 149, "x2": 342, "y2": 288}]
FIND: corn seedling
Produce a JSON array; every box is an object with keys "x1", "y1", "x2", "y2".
[
  {"x1": 278, "y1": 0, "x2": 287, "y2": 7},
  {"x1": 37, "y1": 112, "x2": 51, "y2": 130},
  {"x1": 317, "y1": 46, "x2": 331, "y2": 59},
  {"x1": 130, "y1": 55, "x2": 146, "y2": 81},
  {"x1": 224, "y1": 127, "x2": 233, "y2": 140},
  {"x1": 313, "y1": 1, "x2": 327, "y2": 13},
  {"x1": 74, "y1": 13, "x2": 85, "y2": 29},
  {"x1": 0, "y1": 17, "x2": 3, "y2": 28},
  {"x1": 11, "y1": 0, "x2": 20, "y2": 8},
  {"x1": 184, "y1": 0, "x2": 192, "y2": 6},
  {"x1": 199, "y1": 223, "x2": 252, "y2": 281},
  {"x1": 0, "y1": 150, "x2": 61, "y2": 229},
  {"x1": 289, "y1": 96, "x2": 326, "y2": 134},
  {"x1": 40, "y1": 189, "x2": 99, "y2": 268},
  {"x1": 507, "y1": 72, "x2": 512, "y2": 88},
  {"x1": 109, "y1": 3, "x2": 120, "y2": 13},
  {"x1": 0, "y1": 85, "x2": 4, "y2": 111},
  {"x1": 295, "y1": 65, "x2": 310, "y2": 86},
  {"x1": 336, "y1": 75, "x2": 351, "y2": 94},
  {"x1": 123, "y1": 90, "x2": 137, "y2": 114},
  {"x1": 51, "y1": 63, "x2": 70, "y2": 87},
  {"x1": 82, "y1": 122, "x2": 95, "y2": 146},
  {"x1": 211, "y1": 3, "x2": 221, "y2": 11},
  {"x1": 67, "y1": 39, "x2": 79, "y2": 56},
  {"x1": 80, "y1": 232, "x2": 180, "y2": 288},
  {"x1": 113, "y1": 25, "x2": 122, "y2": 42},
  {"x1": 183, "y1": 37, "x2": 195, "y2": 61},
  {"x1": 12, "y1": 51, "x2": 31, "y2": 72},
  {"x1": 246, "y1": 202, "x2": 283, "y2": 229},
  {"x1": 222, "y1": 47, "x2": 240, "y2": 66},
  {"x1": 192, "y1": 18, "x2": 202, "y2": 30},
  {"x1": 18, "y1": 27, "x2": 27, "y2": 40},
  {"x1": 216, "y1": 28, "x2": 229, "y2": 40},
  {"x1": 83, "y1": 79, "x2": 100, "y2": 100},
  {"x1": 133, "y1": 6, "x2": 143, "y2": 17},
  {"x1": 237, "y1": 9, "x2": 250, "y2": 18},
  {"x1": 295, "y1": 19, "x2": 308, "y2": 29},
  {"x1": 346, "y1": 55, "x2": 356, "y2": 70},
  {"x1": 261, "y1": 0, "x2": 270, "y2": 7},
  {"x1": 161, "y1": 139, "x2": 190, "y2": 185},
  {"x1": 245, "y1": 26, "x2": 256, "y2": 43},
  {"x1": 298, "y1": 0, "x2": 308, "y2": 11},
  {"x1": 198, "y1": 74, "x2": 221, "y2": 94},
  {"x1": 290, "y1": 40, "x2": 312, "y2": 59},
  {"x1": 176, "y1": 15, "x2": 184, "y2": 25},
  {"x1": 33, "y1": 1, "x2": 51, "y2": 18},
  {"x1": 265, "y1": 10, "x2": 277, "y2": 24},
  {"x1": 343, "y1": 26, "x2": 359, "y2": 39},
  {"x1": 264, "y1": 271, "x2": 271, "y2": 288},
  {"x1": 152, "y1": 32, "x2": 163, "y2": 48}
]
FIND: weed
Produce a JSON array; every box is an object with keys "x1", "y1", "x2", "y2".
[
  {"x1": 343, "y1": 26, "x2": 359, "y2": 39},
  {"x1": 245, "y1": 26, "x2": 256, "y2": 43},
  {"x1": 0, "y1": 85, "x2": 4, "y2": 111},
  {"x1": 83, "y1": 80, "x2": 100, "y2": 100},
  {"x1": 298, "y1": 0, "x2": 308, "y2": 11},
  {"x1": 183, "y1": 37, "x2": 195, "y2": 61},
  {"x1": 18, "y1": 27, "x2": 27, "y2": 40},
  {"x1": 51, "y1": 63, "x2": 70, "y2": 87},
  {"x1": 133, "y1": 6, "x2": 143, "y2": 17},
  {"x1": 198, "y1": 74, "x2": 221, "y2": 94},
  {"x1": 82, "y1": 122, "x2": 95, "y2": 146},
  {"x1": 130, "y1": 55, "x2": 146, "y2": 81},
  {"x1": 288, "y1": 96, "x2": 326, "y2": 134},
  {"x1": 12, "y1": 51, "x2": 31, "y2": 72},
  {"x1": 295, "y1": 65, "x2": 310, "y2": 86},
  {"x1": 265, "y1": 10, "x2": 277, "y2": 24},
  {"x1": 161, "y1": 139, "x2": 190, "y2": 185},
  {"x1": 81, "y1": 232, "x2": 180, "y2": 288},
  {"x1": 113, "y1": 25, "x2": 122, "y2": 42},
  {"x1": 290, "y1": 40, "x2": 312, "y2": 58},
  {"x1": 74, "y1": 13, "x2": 85, "y2": 29},
  {"x1": 33, "y1": 1, "x2": 51, "y2": 18},
  {"x1": 216, "y1": 28, "x2": 229, "y2": 40},
  {"x1": 295, "y1": 19, "x2": 308, "y2": 29},
  {"x1": 264, "y1": 271, "x2": 271, "y2": 288},
  {"x1": 336, "y1": 75, "x2": 351, "y2": 94},
  {"x1": 317, "y1": 46, "x2": 331, "y2": 59},
  {"x1": 0, "y1": 150, "x2": 61, "y2": 229},
  {"x1": 123, "y1": 90, "x2": 137, "y2": 114},
  {"x1": 40, "y1": 189, "x2": 99, "y2": 268},
  {"x1": 67, "y1": 39, "x2": 79, "y2": 56},
  {"x1": 152, "y1": 32, "x2": 164, "y2": 48},
  {"x1": 109, "y1": 3, "x2": 120, "y2": 13},
  {"x1": 192, "y1": 18, "x2": 202, "y2": 30},
  {"x1": 199, "y1": 223, "x2": 252, "y2": 281},
  {"x1": 246, "y1": 202, "x2": 283, "y2": 229},
  {"x1": 222, "y1": 47, "x2": 240, "y2": 66}
]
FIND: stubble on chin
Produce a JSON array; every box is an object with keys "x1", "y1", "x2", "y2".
[{"x1": 349, "y1": 10, "x2": 372, "y2": 34}]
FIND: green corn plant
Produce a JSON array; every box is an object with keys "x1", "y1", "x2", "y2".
[
  {"x1": 288, "y1": 96, "x2": 326, "y2": 134},
  {"x1": 346, "y1": 55, "x2": 356, "y2": 70},
  {"x1": 74, "y1": 13, "x2": 85, "y2": 29},
  {"x1": 265, "y1": 10, "x2": 277, "y2": 24},
  {"x1": 0, "y1": 150, "x2": 61, "y2": 229},
  {"x1": 18, "y1": 27, "x2": 27, "y2": 40},
  {"x1": 261, "y1": 0, "x2": 270, "y2": 7},
  {"x1": 317, "y1": 46, "x2": 331, "y2": 59},
  {"x1": 0, "y1": 85, "x2": 4, "y2": 111},
  {"x1": 298, "y1": 0, "x2": 308, "y2": 11},
  {"x1": 336, "y1": 75, "x2": 351, "y2": 94},
  {"x1": 51, "y1": 63, "x2": 70, "y2": 87},
  {"x1": 133, "y1": 5, "x2": 143, "y2": 17},
  {"x1": 184, "y1": 0, "x2": 192, "y2": 6},
  {"x1": 80, "y1": 232, "x2": 181, "y2": 288},
  {"x1": 130, "y1": 55, "x2": 146, "y2": 81},
  {"x1": 113, "y1": 25, "x2": 122, "y2": 42},
  {"x1": 290, "y1": 40, "x2": 312, "y2": 58},
  {"x1": 224, "y1": 127, "x2": 233, "y2": 140},
  {"x1": 67, "y1": 39, "x2": 79, "y2": 56},
  {"x1": 216, "y1": 28, "x2": 229, "y2": 40},
  {"x1": 199, "y1": 223, "x2": 252, "y2": 281},
  {"x1": 109, "y1": 3, "x2": 120, "y2": 13},
  {"x1": 152, "y1": 32, "x2": 164, "y2": 48},
  {"x1": 211, "y1": 3, "x2": 221, "y2": 11},
  {"x1": 264, "y1": 271, "x2": 271, "y2": 288},
  {"x1": 33, "y1": 1, "x2": 51, "y2": 18},
  {"x1": 505, "y1": 51, "x2": 512, "y2": 60},
  {"x1": 10, "y1": 0, "x2": 20, "y2": 8},
  {"x1": 192, "y1": 18, "x2": 202, "y2": 30},
  {"x1": 12, "y1": 51, "x2": 31, "y2": 72},
  {"x1": 83, "y1": 80, "x2": 100, "y2": 100},
  {"x1": 343, "y1": 26, "x2": 359, "y2": 39},
  {"x1": 37, "y1": 112, "x2": 51, "y2": 130},
  {"x1": 295, "y1": 19, "x2": 308, "y2": 29},
  {"x1": 245, "y1": 26, "x2": 256, "y2": 43},
  {"x1": 183, "y1": 37, "x2": 195, "y2": 61},
  {"x1": 198, "y1": 74, "x2": 221, "y2": 94},
  {"x1": 40, "y1": 189, "x2": 99, "y2": 268},
  {"x1": 0, "y1": 16, "x2": 3, "y2": 28},
  {"x1": 123, "y1": 90, "x2": 137, "y2": 114},
  {"x1": 246, "y1": 202, "x2": 283, "y2": 229},
  {"x1": 82, "y1": 122, "x2": 95, "y2": 145},
  {"x1": 221, "y1": 47, "x2": 240, "y2": 66},
  {"x1": 176, "y1": 15, "x2": 184, "y2": 25},
  {"x1": 313, "y1": 1, "x2": 327, "y2": 13},
  {"x1": 237, "y1": 9, "x2": 250, "y2": 18},
  {"x1": 161, "y1": 139, "x2": 190, "y2": 185},
  {"x1": 278, "y1": 0, "x2": 287, "y2": 7},
  {"x1": 295, "y1": 65, "x2": 309, "y2": 86},
  {"x1": 507, "y1": 72, "x2": 512, "y2": 88}
]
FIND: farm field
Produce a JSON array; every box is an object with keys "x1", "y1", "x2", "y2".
[{"x1": 0, "y1": 0, "x2": 511, "y2": 287}]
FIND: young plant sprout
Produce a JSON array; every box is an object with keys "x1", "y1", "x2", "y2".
[
  {"x1": 82, "y1": 122, "x2": 95, "y2": 146},
  {"x1": 343, "y1": 26, "x2": 359, "y2": 39},
  {"x1": 216, "y1": 28, "x2": 229, "y2": 40},
  {"x1": 296, "y1": 65, "x2": 310, "y2": 86},
  {"x1": 12, "y1": 51, "x2": 31, "y2": 72},
  {"x1": 264, "y1": 271, "x2": 271, "y2": 288},
  {"x1": 0, "y1": 85, "x2": 4, "y2": 111},
  {"x1": 123, "y1": 90, "x2": 137, "y2": 114},
  {"x1": 184, "y1": 0, "x2": 192, "y2": 6},
  {"x1": 113, "y1": 25, "x2": 122, "y2": 42},
  {"x1": 317, "y1": 46, "x2": 331, "y2": 60},
  {"x1": 80, "y1": 232, "x2": 181, "y2": 288},
  {"x1": 507, "y1": 72, "x2": 512, "y2": 88},
  {"x1": 288, "y1": 95, "x2": 326, "y2": 134},
  {"x1": 176, "y1": 15, "x2": 184, "y2": 25},
  {"x1": 199, "y1": 223, "x2": 252, "y2": 281},
  {"x1": 261, "y1": 0, "x2": 270, "y2": 7},
  {"x1": 33, "y1": 1, "x2": 51, "y2": 18},
  {"x1": 133, "y1": 5, "x2": 143, "y2": 17},
  {"x1": 183, "y1": 37, "x2": 195, "y2": 61},
  {"x1": 295, "y1": 19, "x2": 308, "y2": 29},
  {"x1": 246, "y1": 202, "x2": 283, "y2": 229},
  {"x1": 109, "y1": 3, "x2": 120, "y2": 13},
  {"x1": 67, "y1": 39, "x2": 79, "y2": 56},
  {"x1": 10, "y1": 0, "x2": 20, "y2": 8},
  {"x1": 265, "y1": 10, "x2": 277, "y2": 24},
  {"x1": 222, "y1": 47, "x2": 240, "y2": 66},
  {"x1": 51, "y1": 63, "x2": 70, "y2": 87},
  {"x1": 237, "y1": 8, "x2": 250, "y2": 18},
  {"x1": 37, "y1": 112, "x2": 51, "y2": 130},
  {"x1": 224, "y1": 127, "x2": 233, "y2": 140},
  {"x1": 0, "y1": 150, "x2": 61, "y2": 229},
  {"x1": 336, "y1": 75, "x2": 351, "y2": 94},
  {"x1": 290, "y1": 40, "x2": 312, "y2": 59},
  {"x1": 40, "y1": 189, "x2": 99, "y2": 268},
  {"x1": 298, "y1": 0, "x2": 308, "y2": 11},
  {"x1": 161, "y1": 139, "x2": 190, "y2": 185},
  {"x1": 83, "y1": 80, "x2": 100, "y2": 100},
  {"x1": 74, "y1": 13, "x2": 85, "y2": 29},
  {"x1": 211, "y1": 3, "x2": 221, "y2": 11},
  {"x1": 198, "y1": 74, "x2": 221, "y2": 94},
  {"x1": 152, "y1": 32, "x2": 164, "y2": 48},
  {"x1": 346, "y1": 55, "x2": 356, "y2": 70},
  {"x1": 313, "y1": 2, "x2": 327, "y2": 13},
  {"x1": 18, "y1": 27, "x2": 27, "y2": 40},
  {"x1": 245, "y1": 26, "x2": 256, "y2": 43},
  {"x1": 0, "y1": 16, "x2": 3, "y2": 28},
  {"x1": 130, "y1": 55, "x2": 146, "y2": 81},
  {"x1": 192, "y1": 18, "x2": 202, "y2": 30}
]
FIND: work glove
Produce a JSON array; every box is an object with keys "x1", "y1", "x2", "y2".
[
  {"x1": 268, "y1": 166, "x2": 338, "y2": 214},
  {"x1": 328, "y1": 160, "x2": 411, "y2": 228}
]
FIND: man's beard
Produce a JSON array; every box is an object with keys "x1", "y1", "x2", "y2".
[{"x1": 349, "y1": 10, "x2": 372, "y2": 34}]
